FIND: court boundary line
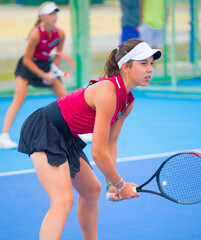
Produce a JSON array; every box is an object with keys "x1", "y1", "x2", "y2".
[{"x1": 0, "y1": 148, "x2": 201, "y2": 177}]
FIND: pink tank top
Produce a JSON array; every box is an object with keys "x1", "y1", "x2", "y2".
[
  {"x1": 33, "y1": 25, "x2": 59, "y2": 60},
  {"x1": 57, "y1": 75, "x2": 134, "y2": 136}
]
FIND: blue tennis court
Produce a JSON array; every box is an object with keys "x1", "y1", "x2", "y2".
[{"x1": 0, "y1": 92, "x2": 201, "y2": 240}]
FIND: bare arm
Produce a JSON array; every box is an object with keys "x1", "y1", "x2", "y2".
[
  {"x1": 87, "y1": 81, "x2": 139, "y2": 200},
  {"x1": 52, "y1": 28, "x2": 65, "y2": 66},
  {"x1": 106, "y1": 101, "x2": 134, "y2": 186},
  {"x1": 23, "y1": 28, "x2": 44, "y2": 77},
  {"x1": 91, "y1": 82, "x2": 121, "y2": 186},
  {"x1": 105, "y1": 102, "x2": 138, "y2": 200}
]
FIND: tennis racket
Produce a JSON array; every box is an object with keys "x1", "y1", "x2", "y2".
[
  {"x1": 106, "y1": 152, "x2": 201, "y2": 204},
  {"x1": 50, "y1": 51, "x2": 76, "y2": 82}
]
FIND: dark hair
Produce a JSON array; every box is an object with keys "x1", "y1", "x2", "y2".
[{"x1": 101, "y1": 38, "x2": 144, "y2": 78}]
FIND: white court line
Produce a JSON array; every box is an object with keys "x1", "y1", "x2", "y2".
[
  {"x1": 0, "y1": 168, "x2": 36, "y2": 177},
  {"x1": 0, "y1": 148, "x2": 201, "y2": 177}
]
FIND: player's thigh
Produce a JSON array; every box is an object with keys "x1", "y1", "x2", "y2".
[
  {"x1": 31, "y1": 152, "x2": 73, "y2": 201},
  {"x1": 72, "y1": 157, "x2": 101, "y2": 201}
]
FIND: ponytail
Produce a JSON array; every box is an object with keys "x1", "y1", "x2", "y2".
[
  {"x1": 101, "y1": 49, "x2": 120, "y2": 78},
  {"x1": 26, "y1": 17, "x2": 42, "y2": 40},
  {"x1": 101, "y1": 38, "x2": 144, "y2": 78}
]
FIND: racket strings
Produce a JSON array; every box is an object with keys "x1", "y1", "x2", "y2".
[
  {"x1": 59, "y1": 57, "x2": 73, "y2": 75},
  {"x1": 51, "y1": 51, "x2": 76, "y2": 84},
  {"x1": 158, "y1": 153, "x2": 201, "y2": 204}
]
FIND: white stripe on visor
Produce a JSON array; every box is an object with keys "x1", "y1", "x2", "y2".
[{"x1": 117, "y1": 42, "x2": 162, "y2": 69}]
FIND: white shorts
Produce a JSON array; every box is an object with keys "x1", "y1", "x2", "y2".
[{"x1": 139, "y1": 23, "x2": 164, "y2": 48}]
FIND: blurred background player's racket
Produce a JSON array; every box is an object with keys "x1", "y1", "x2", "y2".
[
  {"x1": 106, "y1": 152, "x2": 201, "y2": 204},
  {"x1": 50, "y1": 50, "x2": 76, "y2": 83}
]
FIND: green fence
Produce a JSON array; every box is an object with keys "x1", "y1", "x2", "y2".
[
  {"x1": 71, "y1": 0, "x2": 201, "y2": 93},
  {"x1": 160, "y1": 0, "x2": 201, "y2": 92},
  {"x1": 0, "y1": 0, "x2": 201, "y2": 96}
]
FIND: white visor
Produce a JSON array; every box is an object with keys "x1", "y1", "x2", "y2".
[
  {"x1": 117, "y1": 42, "x2": 162, "y2": 69},
  {"x1": 39, "y1": 3, "x2": 60, "y2": 15}
]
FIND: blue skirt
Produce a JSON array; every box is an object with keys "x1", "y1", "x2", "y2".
[{"x1": 18, "y1": 101, "x2": 92, "y2": 178}]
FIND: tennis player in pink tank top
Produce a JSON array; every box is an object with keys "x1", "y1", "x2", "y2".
[
  {"x1": 0, "y1": 2, "x2": 67, "y2": 149},
  {"x1": 18, "y1": 38, "x2": 162, "y2": 240}
]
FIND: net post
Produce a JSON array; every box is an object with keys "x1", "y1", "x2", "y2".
[{"x1": 69, "y1": 0, "x2": 91, "y2": 89}]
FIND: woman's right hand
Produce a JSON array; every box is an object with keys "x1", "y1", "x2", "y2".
[
  {"x1": 119, "y1": 182, "x2": 140, "y2": 200},
  {"x1": 42, "y1": 72, "x2": 55, "y2": 85},
  {"x1": 108, "y1": 182, "x2": 140, "y2": 202}
]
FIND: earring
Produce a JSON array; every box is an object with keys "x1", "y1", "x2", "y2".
[{"x1": 126, "y1": 72, "x2": 128, "y2": 81}]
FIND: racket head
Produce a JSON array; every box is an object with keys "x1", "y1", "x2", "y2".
[
  {"x1": 50, "y1": 51, "x2": 76, "y2": 83},
  {"x1": 156, "y1": 152, "x2": 201, "y2": 204}
]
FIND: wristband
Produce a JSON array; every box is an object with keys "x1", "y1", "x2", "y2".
[
  {"x1": 117, "y1": 184, "x2": 126, "y2": 192},
  {"x1": 106, "y1": 183, "x2": 113, "y2": 192},
  {"x1": 113, "y1": 178, "x2": 123, "y2": 188}
]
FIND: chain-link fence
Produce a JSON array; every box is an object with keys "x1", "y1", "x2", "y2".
[
  {"x1": 89, "y1": 0, "x2": 201, "y2": 92},
  {"x1": 0, "y1": 0, "x2": 201, "y2": 95},
  {"x1": 165, "y1": 0, "x2": 201, "y2": 90}
]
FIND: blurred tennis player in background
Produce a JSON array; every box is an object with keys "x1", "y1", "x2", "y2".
[
  {"x1": 18, "y1": 38, "x2": 161, "y2": 240},
  {"x1": 0, "y1": 1, "x2": 67, "y2": 149}
]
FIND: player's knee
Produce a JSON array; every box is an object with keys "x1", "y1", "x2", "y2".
[
  {"x1": 51, "y1": 191, "x2": 74, "y2": 214},
  {"x1": 95, "y1": 182, "x2": 102, "y2": 198},
  {"x1": 85, "y1": 182, "x2": 102, "y2": 202},
  {"x1": 61, "y1": 192, "x2": 74, "y2": 210}
]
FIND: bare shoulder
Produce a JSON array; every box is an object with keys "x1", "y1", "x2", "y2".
[
  {"x1": 26, "y1": 28, "x2": 40, "y2": 47},
  {"x1": 96, "y1": 80, "x2": 116, "y2": 94},
  {"x1": 28, "y1": 28, "x2": 40, "y2": 43},
  {"x1": 85, "y1": 80, "x2": 117, "y2": 111},
  {"x1": 57, "y1": 27, "x2": 65, "y2": 39},
  {"x1": 91, "y1": 80, "x2": 116, "y2": 99}
]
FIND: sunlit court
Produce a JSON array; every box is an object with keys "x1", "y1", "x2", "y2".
[{"x1": 0, "y1": 0, "x2": 201, "y2": 239}]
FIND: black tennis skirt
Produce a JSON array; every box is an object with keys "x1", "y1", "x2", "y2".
[
  {"x1": 15, "y1": 56, "x2": 60, "y2": 88},
  {"x1": 18, "y1": 101, "x2": 92, "y2": 178}
]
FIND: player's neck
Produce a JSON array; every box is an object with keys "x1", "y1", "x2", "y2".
[{"x1": 44, "y1": 23, "x2": 54, "y2": 34}]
